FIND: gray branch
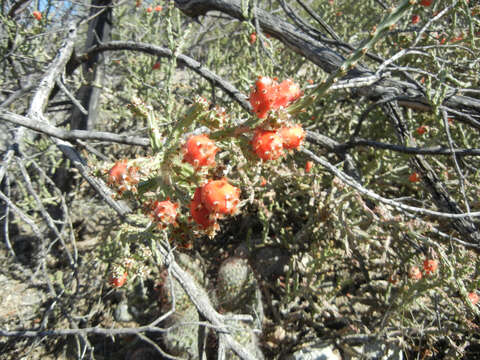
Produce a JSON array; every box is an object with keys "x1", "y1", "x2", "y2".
[
  {"x1": 0, "y1": 108, "x2": 149, "y2": 147},
  {"x1": 172, "y1": 0, "x2": 480, "y2": 117},
  {"x1": 79, "y1": 41, "x2": 252, "y2": 112}
]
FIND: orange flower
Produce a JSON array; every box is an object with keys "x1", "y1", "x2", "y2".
[
  {"x1": 110, "y1": 271, "x2": 128, "y2": 288},
  {"x1": 250, "y1": 32, "x2": 257, "y2": 44},
  {"x1": 468, "y1": 292, "x2": 479, "y2": 305},
  {"x1": 155, "y1": 5, "x2": 163, "y2": 11},
  {"x1": 146, "y1": 7, "x2": 153, "y2": 13},
  {"x1": 260, "y1": 177, "x2": 267, "y2": 186},
  {"x1": 409, "y1": 172, "x2": 420, "y2": 183},
  {"x1": 251, "y1": 128, "x2": 284, "y2": 161},
  {"x1": 423, "y1": 259, "x2": 438, "y2": 275},
  {"x1": 416, "y1": 125, "x2": 428, "y2": 135},
  {"x1": 33, "y1": 11, "x2": 42, "y2": 20},
  {"x1": 305, "y1": 161, "x2": 314, "y2": 173}
]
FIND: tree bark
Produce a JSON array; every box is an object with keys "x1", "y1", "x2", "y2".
[{"x1": 70, "y1": 0, "x2": 113, "y2": 131}]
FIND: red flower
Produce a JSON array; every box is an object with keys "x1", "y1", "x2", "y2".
[
  {"x1": 416, "y1": 125, "x2": 428, "y2": 135},
  {"x1": 468, "y1": 292, "x2": 479, "y2": 305},
  {"x1": 419, "y1": 0, "x2": 432, "y2": 6},
  {"x1": 251, "y1": 128, "x2": 284, "y2": 161},
  {"x1": 450, "y1": 34, "x2": 463, "y2": 43},
  {"x1": 33, "y1": 11, "x2": 42, "y2": 20},
  {"x1": 182, "y1": 134, "x2": 219, "y2": 169},
  {"x1": 305, "y1": 161, "x2": 314, "y2": 173},
  {"x1": 107, "y1": 160, "x2": 139, "y2": 194},
  {"x1": 249, "y1": 76, "x2": 302, "y2": 119},
  {"x1": 250, "y1": 32, "x2": 257, "y2": 44},
  {"x1": 150, "y1": 200, "x2": 178, "y2": 229},
  {"x1": 201, "y1": 179, "x2": 241, "y2": 215},
  {"x1": 274, "y1": 79, "x2": 303, "y2": 109},
  {"x1": 152, "y1": 62, "x2": 161, "y2": 70},
  {"x1": 108, "y1": 160, "x2": 128, "y2": 185},
  {"x1": 190, "y1": 188, "x2": 215, "y2": 229},
  {"x1": 411, "y1": 14, "x2": 420, "y2": 24},
  {"x1": 279, "y1": 124, "x2": 305, "y2": 150},
  {"x1": 423, "y1": 259, "x2": 438, "y2": 275},
  {"x1": 110, "y1": 272, "x2": 128, "y2": 288},
  {"x1": 146, "y1": 7, "x2": 153, "y2": 13},
  {"x1": 409, "y1": 172, "x2": 420, "y2": 183},
  {"x1": 249, "y1": 76, "x2": 278, "y2": 119}
]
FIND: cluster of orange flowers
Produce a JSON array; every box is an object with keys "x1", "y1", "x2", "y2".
[
  {"x1": 146, "y1": 5, "x2": 163, "y2": 13},
  {"x1": 105, "y1": 76, "x2": 312, "y2": 286},
  {"x1": 249, "y1": 76, "x2": 306, "y2": 161},
  {"x1": 408, "y1": 259, "x2": 438, "y2": 280}
]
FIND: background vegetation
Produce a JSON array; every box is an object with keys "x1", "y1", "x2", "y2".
[{"x1": 0, "y1": 0, "x2": 479, "y2": 359}]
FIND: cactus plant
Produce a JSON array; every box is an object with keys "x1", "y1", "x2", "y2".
[
  {"x1": 224, "y1": 316, "x2": 265, "y2": 360},
  {"x1": 158, "y1": 253, "x2": 205, "y2": 358},
  {"x1": 216, "y1": 257, "x2": 257, "y2": 312},
  {"x1": 162, "y1": 305, "x2": 200, "y2": 359}
]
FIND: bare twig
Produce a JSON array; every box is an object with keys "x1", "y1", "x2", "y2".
[
  {"x1": 80, "y1": 41, "x2": 251, "y2": 112},
  {"x1": 301, "y1": 148, "x2": 480, "y2": 221},
  {"x1": 0, "y1": 108, "x2": 149, "y2": 147}
]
